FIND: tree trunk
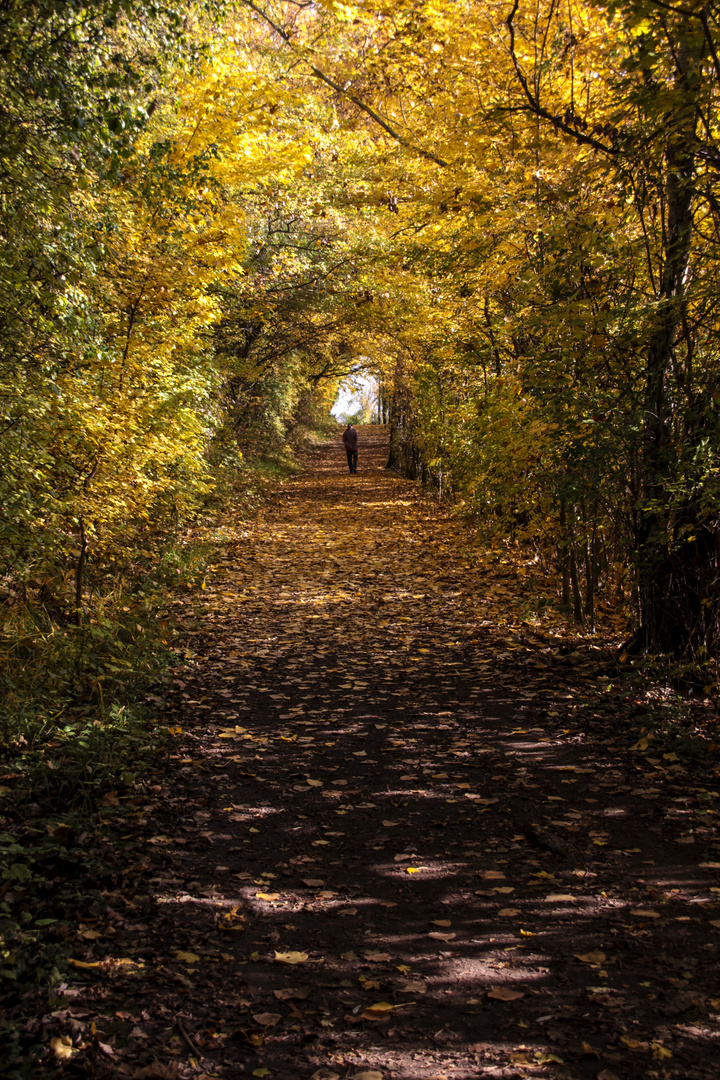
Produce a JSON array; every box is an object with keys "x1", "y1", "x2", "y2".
[{"x1": 635, "y1": 33, "x2": 700, "y2": 655}]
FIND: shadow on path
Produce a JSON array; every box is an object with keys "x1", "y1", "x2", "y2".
[{"x1": 60, "y1": 427, "x2": 720, "y2": 1080}]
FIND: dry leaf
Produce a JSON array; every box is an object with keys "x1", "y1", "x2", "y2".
[
  {"x1": 312, "y1": 1071, "x2": 340, "y2": 1080},
  {"x1": 498, "y1": 907, "x2": 521, "y2": 916},
  {"x1": 362, "y1": 1001, "x2": 410, "y2": 1017},
  {"x1": 50, "y1": 1036, "x2": 74, "y2": 1060},
  {"x1": 364, "y1": 951, "x2": 391, "y2": 962},
  {"x1": 351, "y1": 1072, "x2": 383, "y2": 1080},
  {"x1": 544, "y1": 893, "x2": 576, "y2": 902},
  {"x1": 428, "y1": 931, "x2": 456, "y2": 941},
  {"x1": 175, "y1": 950, "x2": 201, "y2": 964},
  {"x1": 575, "y1": 951, "x2": 606, "y2": 964},
  {"x1": 431, "y1": 919, "x2": 451, "y2": 927},
  {"x1": 629, "y1": 908, "x2": 661, "y2": 918},
  {"x1": 252, "y1": 1012, "x2": 282, "y2": 1027},
  {"x1": 620, "y1": 1035, "x2": 649, "y2": 1051},
  {"x1": 487, "y1": 986, "x2": 525, "y2": 1001},
  {"x1": 274, "y1": 950, "x2": 309, "y2": 964},
  {"x1": 303, "y1": 878, "x2": 324, "y2": 887}
]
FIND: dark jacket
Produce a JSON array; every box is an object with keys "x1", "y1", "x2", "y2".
[{"x1": 343, "y1": 426, "x2": 358, "y2": 450}]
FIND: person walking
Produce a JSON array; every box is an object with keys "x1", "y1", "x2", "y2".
[{"x1": 343, "y1": 422, "x2": 358, "y2": 473}]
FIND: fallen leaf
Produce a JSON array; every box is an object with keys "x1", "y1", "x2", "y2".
[
  {"x1": 351, "y1": 1073, "x2": 383, "y2": 1080},
  {"x1": 312, "y1": 1071, "x2": 340, "y2": 1080},
  {"x1": 428, "y1": 931, "x2": 456, "y2": 941},
  {"x1": 630, "y1": 909, "x2": 661, "y2": 918},
  {"x1": 498, "y1": 907, "x2": 521, "y2": 916},
  {"x1": 252, "y1": 1012, "x2": 282, "y2": 1027},
  {"x1": 274, "y1": 951, "x2": 309, "y2": 964},
  {"x1": 362, "y1": 1001, "x2": 411, "y2": 1018},
  {"x1": 620, "y1": 1035, "x2": 649, "y2": 1051},
  {"x1": 256, "y1": 892, "x2": 280, "y2": 901},
  {"x1": 303, "y1": 878, "x2": 325, "y2": 887},
  {"x1": 364, "y1": 951, "x2": 392, "y2": 962},
  {"x1": 575, "y1": 951, "x2": 606, "y2": 965},
  {"x1": 175, "y1": 951, "x2": 201, "y2": 964},
  {"x1": 50, "y1": 1036, "x2": 75, "y2": 1060},
  {"x1": 432, "y1": 919, "x2": 452, "y2": 927},
  {"x1": 487, "y1": 986, "x2": 525, "y2": 1001},
  {"x1": 482, "y1": 870, "x2": 506, "y2": 880},
  {"x1": 544, "y1": 893, "x2": 576, "y2": 902},
  {"x1": 273, "y1": 986, "x2": 311, "y2": 1000}
]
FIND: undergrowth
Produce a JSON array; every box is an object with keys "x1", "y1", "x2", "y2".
[{"x1": 0, "y1": 452, "x2": 306, "y2": 1058}]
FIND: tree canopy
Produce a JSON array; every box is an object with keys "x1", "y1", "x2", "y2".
[{"x1": 3, "y1": 0, "x2": 720, "y2": 676}]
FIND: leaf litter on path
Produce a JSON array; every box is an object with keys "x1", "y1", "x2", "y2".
[{"x1": 23, "y1": 428, "x2": 720, "y2": 1080}]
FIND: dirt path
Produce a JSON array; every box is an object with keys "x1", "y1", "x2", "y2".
[{"x1": 53, "y1": 428, "x2": 720, "y2": 1080}]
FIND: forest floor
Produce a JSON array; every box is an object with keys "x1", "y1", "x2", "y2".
[{"x1": 25, "y1": 427, "x2": 720, "y2": 1080}]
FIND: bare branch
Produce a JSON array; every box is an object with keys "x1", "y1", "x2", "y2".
[{"x1": 238, "y1": 0, "x2": 448, "y2": 167}]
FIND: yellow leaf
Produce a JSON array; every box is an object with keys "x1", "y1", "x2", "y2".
[
  {"x1": 50, "y1": 1036, "x2": 75, "y2": 1060},
  {"x1": 652, "y1": 1043, "x2": 672, "y2": 1060},
  {"x1": 176, "y1": 950, "x2": 201, "y2": 964},
  {"x1": 67, "y1": 958, "x2": 100, "y2": 970},
  {"x1": 620, "y1": 1035, "x2": 649, "y2": 1051},
  {"x1": 274, "y1": 950, "x2": 309, "y2": 964}
]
